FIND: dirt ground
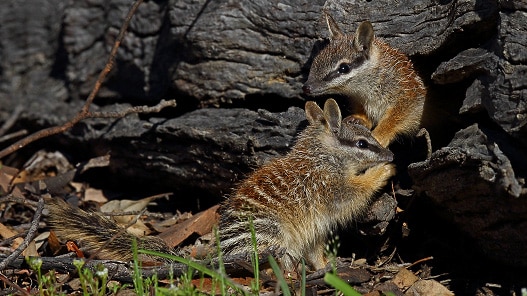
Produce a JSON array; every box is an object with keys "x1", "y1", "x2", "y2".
[{"x1": 0, "y1": 158, "x2": 525, "y2": 295}]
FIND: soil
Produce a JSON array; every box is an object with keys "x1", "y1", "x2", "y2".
[{"x1": 0, "y1": 157, "x2": 525, "y2": 295}]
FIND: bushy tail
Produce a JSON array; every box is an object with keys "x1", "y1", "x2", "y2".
[{"x1": 46, "y1": 198, "x2": 176, "y2": 263}]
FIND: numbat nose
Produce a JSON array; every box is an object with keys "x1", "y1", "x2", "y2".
[{"x1": 302, "y1": 84, "x2": 312, "y2": 95}]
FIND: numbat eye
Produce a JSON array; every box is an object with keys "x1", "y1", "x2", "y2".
[
  {"x1": 338, "y1": 63, "x2": 350, "y2": 74},
  {"x1": 356, "y1": 140, "x2": 369, "y2": 149}
]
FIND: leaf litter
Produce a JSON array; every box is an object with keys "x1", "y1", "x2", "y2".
[{"x1": 0, "y1": 150, "x2": 457, "y2": 295}]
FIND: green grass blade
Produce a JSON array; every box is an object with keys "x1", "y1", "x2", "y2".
[
  {"x1": 268, "y1": 255, "x2": 291, "y2": 296},
  {"x1": 213, "y1": 227, "x2": 227, "y2": 296},
  {"x1": 249, "y1": 217, "x2": 260, "y2": 294},
  {"x1": 131, "y1": 238, "x2": 144, "y2": 296},
  {"x1": 323, "y1": 272, "x2": 361, "y2": 296},
  {"x1": 300, "y1": 259, "x2": 306, "y2": 296},
  {"x1": 139, "y1": 249, "x2": 249, "y2": 296}
]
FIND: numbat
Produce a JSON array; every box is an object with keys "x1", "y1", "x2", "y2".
[
  {"x1": 303, "y1": 13, "x2": 426, "y2": 147},
  {"x1": 219, "y1": 99, "x2": 395, "y2": 270},
  {"x1": 46, "y1": 99, "x2": 395, "y2": 271}
]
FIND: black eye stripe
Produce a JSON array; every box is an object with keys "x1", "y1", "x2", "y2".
[
  {"x1": 356, "y1": 139, "x2": 369, "y2": 148},
  {"x1": 336, "y1": 55, "x2": 367, "y2": 75},
  {"x1": 338, "y1": 138, "x2": 369, "y2": 149}
]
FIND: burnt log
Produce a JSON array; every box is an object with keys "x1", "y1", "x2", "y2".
[
  {"x1": 408, "y1": 124, "x2": 527, "y2": 266},
  {"x1": 75, "y1": 106, "x2": 307, "y2": 198}
]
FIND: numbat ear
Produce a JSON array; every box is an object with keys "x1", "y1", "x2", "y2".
[
  {"x1": 305, "y1": 99, "x2": 342, "y2": 132},
  {"x1": 324, "y1": 12, "x2": 343, "y2": 39},
  {"x1": 323, "y1": 99, "x2": 342, "y2": 133},
  {"x1": 353, "y1": 21, "x2": 374, "y2": 55},
  {"x1": 305, "y1": 101, "x2": 325, "y2": 126}
]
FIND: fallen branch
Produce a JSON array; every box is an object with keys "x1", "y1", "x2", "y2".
[
  {"x1": 0, "y1": 196, "x2": 44, "y2": 271},
  {"x1": 0, "y1": 252, "x2": 269, "y2": 283}
]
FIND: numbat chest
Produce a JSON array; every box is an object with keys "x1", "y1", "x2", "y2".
[{"x1": 303, "y1": 12, "x2": 426, "y2": 147}]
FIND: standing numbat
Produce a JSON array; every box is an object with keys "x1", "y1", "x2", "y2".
[
  {"x1": 303, "y1": 12, "x2": 426, "y2": 147},
  {"x1": 219, "y1": 99, "x2": 395, "y2": 270}
]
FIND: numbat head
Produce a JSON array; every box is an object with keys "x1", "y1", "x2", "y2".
[
  {"x1": 303, "y1": 13, "x2": 426, "y2": 147},
  {"x1": 219, "y1": 99, "x2": 395, "y2": 271}
]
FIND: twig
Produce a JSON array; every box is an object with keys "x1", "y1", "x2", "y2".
[
  {"x1": 0, "y1": 197, "x2": 44, "y2": 271},
  {"x1": 0, "y1": 105, "x2": 24, "y2": 136},
  {"x1": 377, "y1": 246, "x2": 398, "y2": 268},
  {"x1": 0, "y1": 272, "x2": 30, "y2": 296},
  {"x1": 0, "y1": 130, "x2": 28, "y2": 143},
  {"x1": 407, "y1": 256, "x2": 434, "y2": 269},
  {"x1": 89, "y1": 99, "x2": 177, "y2": 118},
  {"x1": 0, "y1": 0, "x2": 145, "y2": 160},
  {"x1": 0, "y1": 232, "x2": 27, "y2": 247},
  {"x1": 0, "y1": 194, "x2": 39, "y2": 207}
]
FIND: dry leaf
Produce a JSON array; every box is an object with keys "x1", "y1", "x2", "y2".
[
  {"x1": 393, "y1": 267, "x2": 419, "y2": 290},
  {"x1": 189, "y1": 243, "x2": 211, "y2": 259},
  {"x1": 159, "y1": 205, "x2": 220, "y2": 248},
  {"x1": 33, "y1": 231, "x2": 50, "y2": 251},
  {"x1": 0, "y1": 165, "x2": 24, "y2": 198},
  {"x1": 67, "y1": 278, "x2": 82, "y2": 291},
  {"x1": 24, "y1": 240, "x2": 38, "y2": 257},
  {"x1": 78, "y1": 155, "x2": 110, "y2": 174},
  {"x1": 121, "y1": 222, "x2": 151, "y2": 237},
  {"x1": 405, "y1": 279, "x2": 454, "y2": 296},
  {"x1": 0, "y1": 165, "x2": 20, "y2": 186},
  {"x1": 153, "y1": 211, "x2": 193, "y2": 230},
  {"x1": 22, "y1": 150, "x2": 73, "y2": 180},
  {"x1": 0, "y1": 222, "x2": 23, "y2": 249},
  {"x1": 0, "y1": 222, "x2": 38, "y2": 256},
  {"x1": 47, "y1": 230, "x2": 63, "y2": 256},
  {"x1": 66, "y1": 241, "x2": 85, "y2": 258},
  {"x1": 84, "y1": 188, "x2": 108, "y2": 203},
  {"x1": 100, "y1": 196, "x2": 162, "y2": 237},
  {"x1": 101, "y1": 196, "x2": 159, "y2": 219}
]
